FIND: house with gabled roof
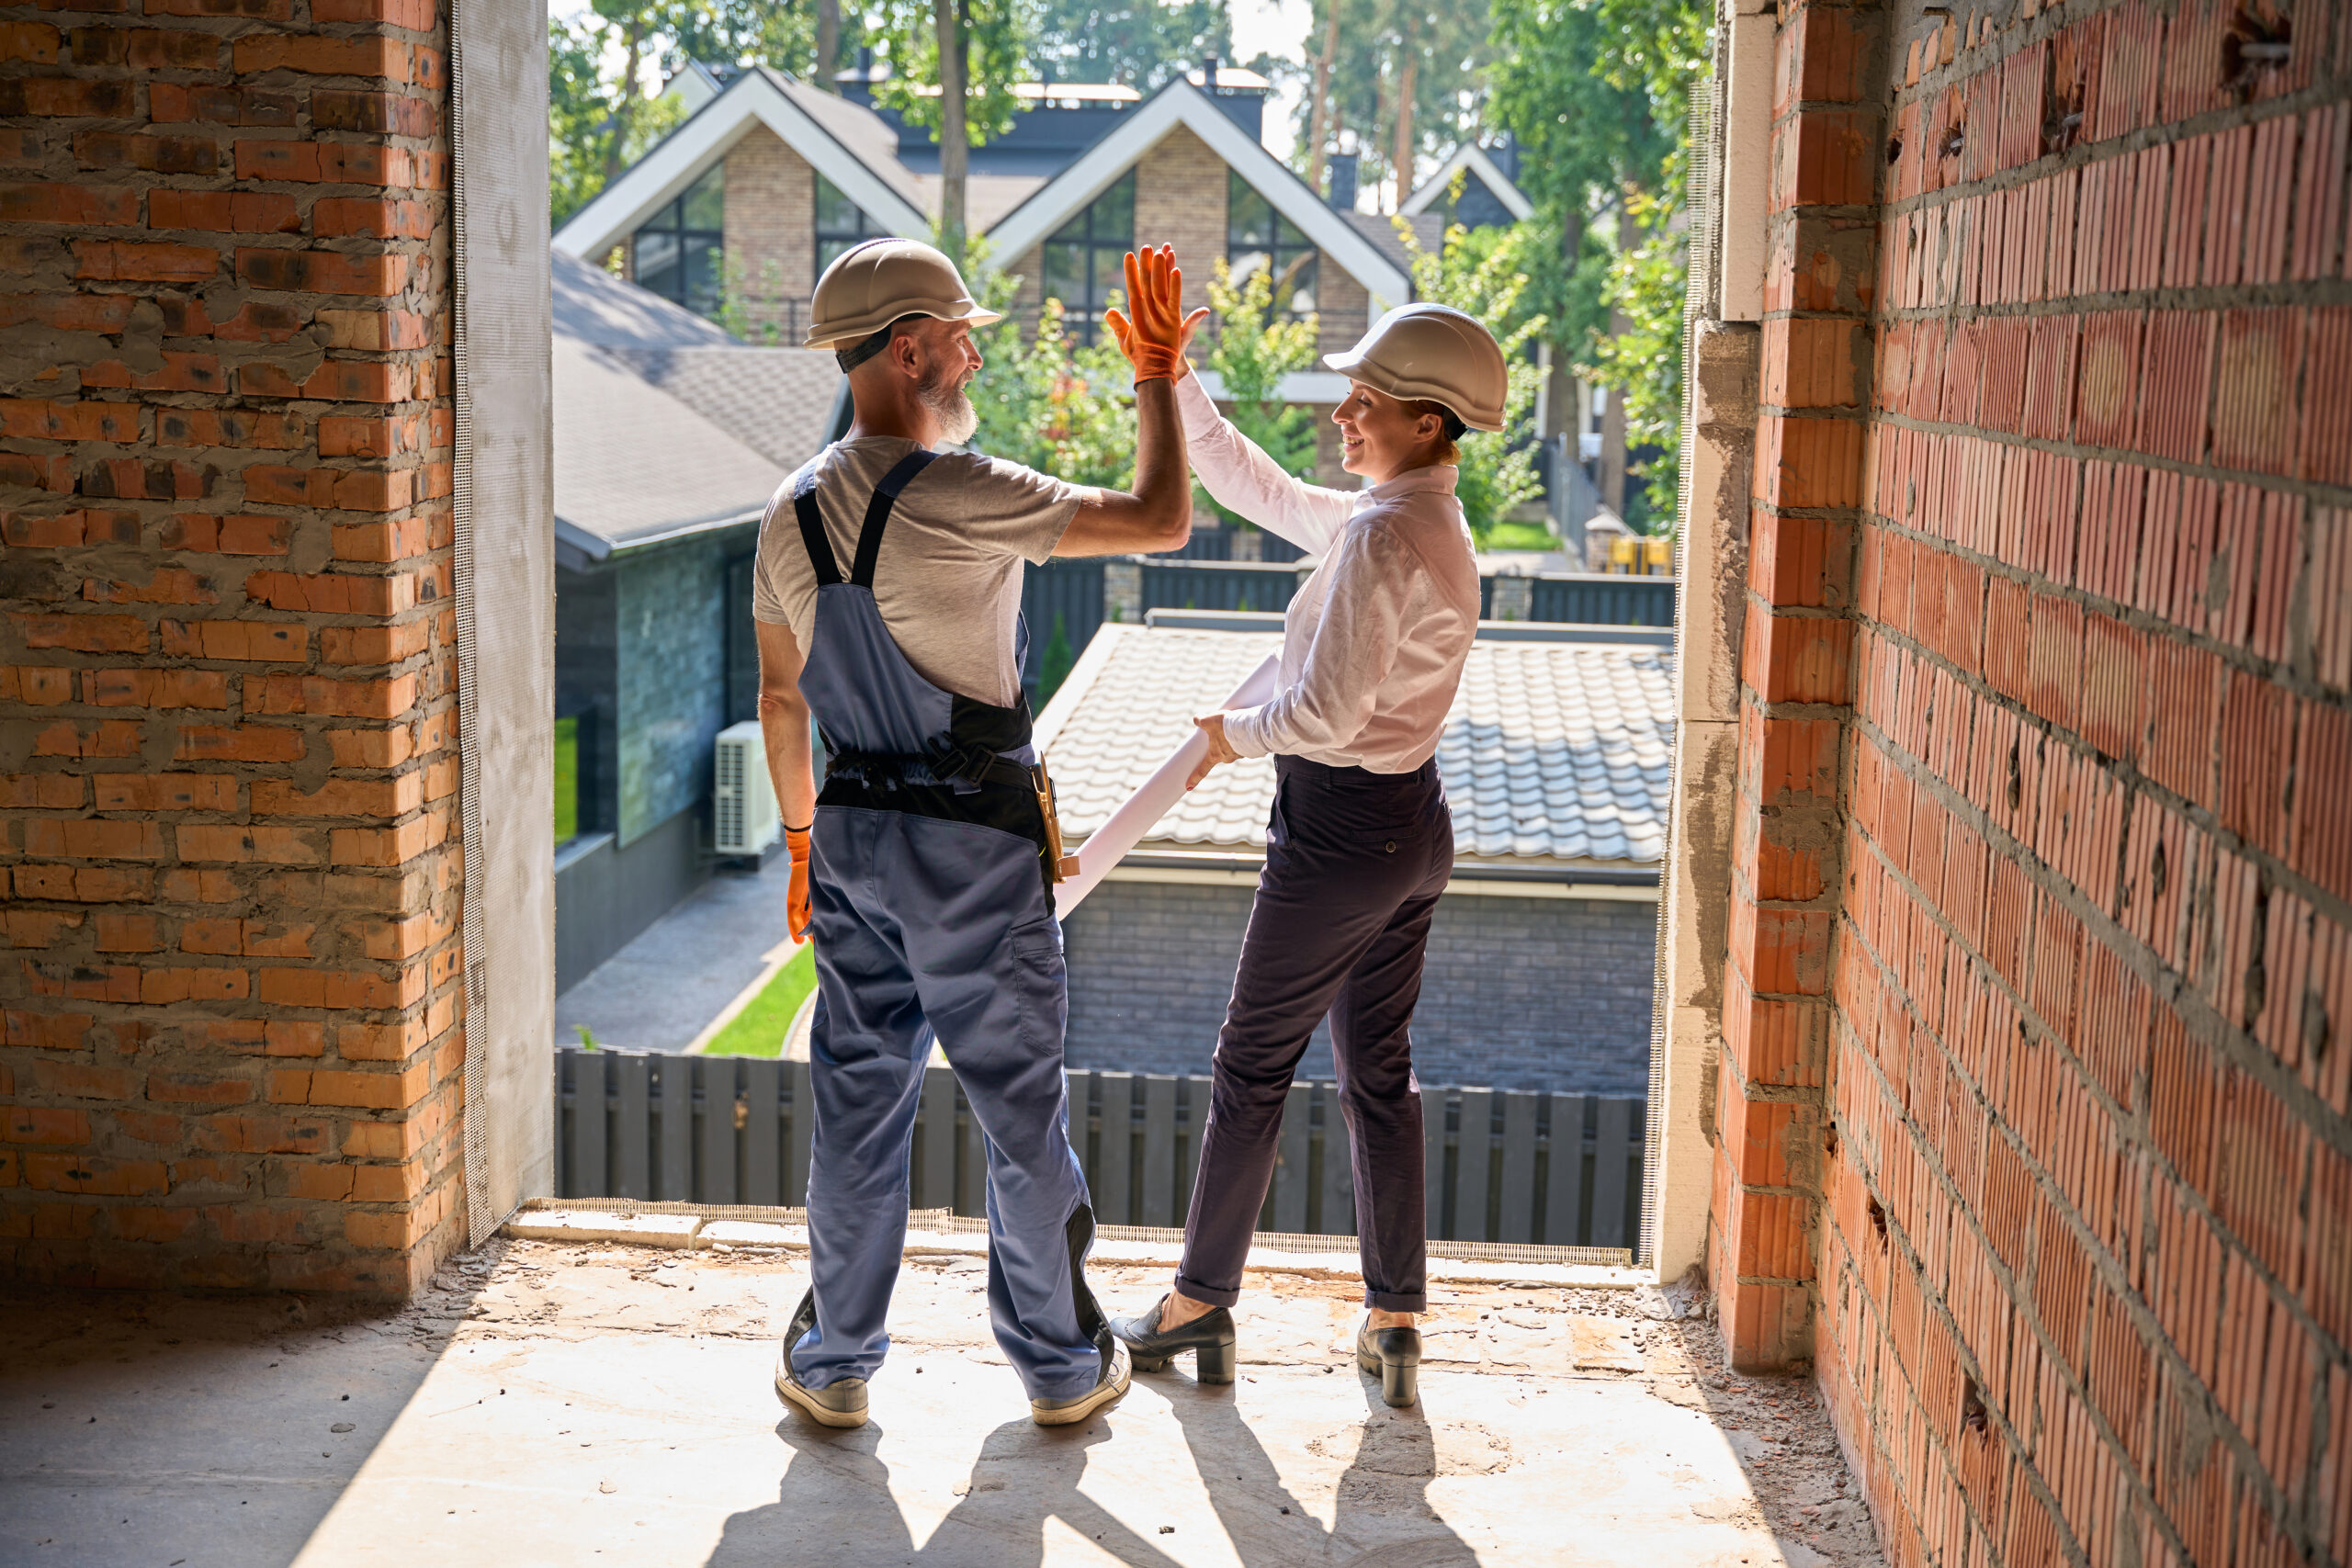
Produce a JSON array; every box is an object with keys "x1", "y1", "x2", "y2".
[{"x1": 550, "y1": 61, "x2": 1440, "y2": 492}]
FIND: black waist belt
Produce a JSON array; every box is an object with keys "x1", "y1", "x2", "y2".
[{"x1": 823, "y1": 746, "x2": 1035, "y2": 793}]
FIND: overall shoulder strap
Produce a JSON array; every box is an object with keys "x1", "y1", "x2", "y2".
[
  {"x1": 849, "y1": 448, "x2": 940, "y2": 589},
  {"x1": 789, "y1": 468, "x2": 842, "y2": 589}
]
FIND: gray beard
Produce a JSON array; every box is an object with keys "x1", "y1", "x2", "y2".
[{"x1": 918, "y1": 374, "x2": 978, "y2": 447}]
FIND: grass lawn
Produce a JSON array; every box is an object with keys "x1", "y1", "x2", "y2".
[
  {"x1": 553, "y1": 715, "x2": 579, "y2": 844},
  {"x1": 702, "y1": 943, "x2": 818, "y2": 1058},
  {"x1": 1480, "y1": 521, "x2": 1561, "y2": 552}
]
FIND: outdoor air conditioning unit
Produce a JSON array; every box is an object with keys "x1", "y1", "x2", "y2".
[{"x1": 714, "y1": 720, "x2": 781, "y2": 857}]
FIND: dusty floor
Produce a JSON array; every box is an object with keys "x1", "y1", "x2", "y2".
[{"x1": 0, "y1": 1232, "x2": 1882, "y2": 1567}]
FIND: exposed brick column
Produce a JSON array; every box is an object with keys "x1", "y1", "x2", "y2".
[
  {"x1": 1793, "y1": 1, "x2": 2352, "y2": 1564},
  {"x1": 0, "y1": 0, "x2": 460, "y2": 1295},
  {"x1": 1713, "y1": 0, "x2": 1884, "y2": 1367}
]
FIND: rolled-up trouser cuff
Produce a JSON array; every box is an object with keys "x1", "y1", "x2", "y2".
[
  {"x1": 1364, "y1": 1286, "x2": 1426, "y2": 1313},
  {"x1": 1173, "y1": 1272, "x2": 1242, "y2": 1310}
]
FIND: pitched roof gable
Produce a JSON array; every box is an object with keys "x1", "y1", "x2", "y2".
[
  {"x1": 552, "y1": 67, "x2": 933, "y2": 263},
  {"x1": 982, "y1": 79, "x2": 1412, "y2": 309},
  {"x1": 1401, "y1": 143, "x2": 1535, "y2": 222}
]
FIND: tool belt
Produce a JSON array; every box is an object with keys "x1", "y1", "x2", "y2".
[{"x1": 824, "y1": 743, "x2": 1075, "y2": 885}]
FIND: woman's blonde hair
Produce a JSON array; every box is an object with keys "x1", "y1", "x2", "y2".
[{"x1": 1408, "y1": 399, "x2": 1467, "y2": 466}]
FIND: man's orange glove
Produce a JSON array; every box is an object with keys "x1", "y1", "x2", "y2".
[
  {"x1": 786, "y1": 824, "x2": 811, "y2": 942},
  {"x1": 1102, "y1": 244, "x2": 1208, "y2": 387}
]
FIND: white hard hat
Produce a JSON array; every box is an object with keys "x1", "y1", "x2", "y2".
[
  {"x1": 805, "y1": 236, "x2": 1002, "y2": 355},
  {"x1": 1322, "y1": 303, "x2": 1509, "y2": 433}
]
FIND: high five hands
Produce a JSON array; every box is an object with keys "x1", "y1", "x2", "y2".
[{"x1": 1103, "y1": 245, "x2": 1210, "y2": 387}]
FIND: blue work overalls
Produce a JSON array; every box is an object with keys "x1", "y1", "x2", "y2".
[{"x1": 781, "y1": 447, "x2": 1108, "y2": 1405}]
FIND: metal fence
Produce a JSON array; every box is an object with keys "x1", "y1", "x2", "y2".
[
  {"x1": 554, "y1": 1048, "x2": 1645, "y2": 1251},
  {"x1": 1138, "y1": 558, "x2": 1306, "y2": 615},
  {"x1": 1529, "y1": 573, "x2": 1677, "y2": 626}
]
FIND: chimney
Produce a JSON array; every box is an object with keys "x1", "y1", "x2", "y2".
[
  {"x1": 1327, "y1": 151, "x2": 1359, "y2": 210},
  {"x1": 1200, "y1": 54, "x2": 1220, "y2": 92}
]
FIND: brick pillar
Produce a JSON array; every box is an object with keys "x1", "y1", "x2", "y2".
[
  {"x1": 0, "y1": 0, "x2": 460, "y2": 1295},
  {"x1": 1712, "y1": 0, "x2": 1884, "y2": 1368}
]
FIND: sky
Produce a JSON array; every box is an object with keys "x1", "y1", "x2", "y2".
[{"x1": 548, "y1": 0, "x2": 1317, "y2": 161}]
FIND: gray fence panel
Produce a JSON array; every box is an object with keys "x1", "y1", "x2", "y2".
[
  {"x1": 612, "y1": 1052, "x2": 650, "y2": 1201},
  {"x1": 742, "y1": 1057, "x2": 781, "y2": 1206},
  {"x1": 1140, "y1": 1075, "x2": 1178, "y2": 1228},
  {"x1": 1021, "y1": 558, "x2": 1107, "y2": 694},
  {"x1": 786, "y1": 1060, "x2": 814, "y2": 1206},
  {"x1": 1140, "y1": 560, "x2": 1303, "y2": 615},
  {"x1": 1498, "y1": 1094, "x2": 1538, "y2": 1243},
  {"x1": 1542, "y1": 1094, "x2": 1589, "y2": 1247},
  {"x1": 1527, "y1": 574, "x2": 1677, "y2": 627},
  {"x1": 656, "y1": 1055, "x2": 691, "y2": 1201},
  {"x1": 551, "y1": 1050, "x2": 1640, "y2": 1249},
  {"x1": 1455, "y1": 1089, "x2": 1494, "y2": 1246},
  {"x1": 697, "y1": 1056, "x2": 735, "y2": 1205},
  {"x1": 1589, "y1": 1097, "x2": 1636, "y2": 1248}
]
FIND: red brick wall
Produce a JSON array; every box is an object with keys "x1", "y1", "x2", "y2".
[
  {"x1": 1720, "y1": 0, "x2": 2352, "y2": 1563},
  {"x1": 0, "y1": 0, "x2": 462, "y2": 1296}
]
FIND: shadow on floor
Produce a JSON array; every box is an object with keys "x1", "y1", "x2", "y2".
[
  {"x1": 0, "y1": 1254, "x2": 500, "y2": 1568},
  {"x1": 707, "y1": 1364, "x2": 1478, "y2": 1567}
]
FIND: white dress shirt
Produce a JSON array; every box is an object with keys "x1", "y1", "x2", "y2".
[{"x1": 1177, "y1": 374, "x2": 1480, "y2": 773}]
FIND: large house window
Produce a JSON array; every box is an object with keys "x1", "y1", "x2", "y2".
[
  {"x1": 1227, "y1": 171, "x2": 1317, "y2": 320},
  {"x1": 1040, "y1": 171, "x2": 1135, "y2": 344},
  {"x1": 816, "y1": 175, "x2": 886, "y2": 275},
  {"x1": 633, "y1": 164, "x2": 725, "y2": 318}
]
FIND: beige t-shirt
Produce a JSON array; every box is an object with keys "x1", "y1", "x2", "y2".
[{"x1": 751, "y1": 439, "x2": 1083, "y2": 707}]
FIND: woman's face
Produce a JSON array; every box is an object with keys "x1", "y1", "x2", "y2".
[{"x1": 1333, "y1": 382, "x2": 1445, "y2": 485}]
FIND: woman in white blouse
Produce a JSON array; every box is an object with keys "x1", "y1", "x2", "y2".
[{"x1": 1101, "y1": 276, "x2": 1508, "y2": 1407}]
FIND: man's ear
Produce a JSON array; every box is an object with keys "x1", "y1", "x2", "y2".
[{"x1": 886, "y1": 326, "x2": 925, "y2": 380}]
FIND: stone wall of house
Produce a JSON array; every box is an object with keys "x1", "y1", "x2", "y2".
[
  {"x1": 1713, "y1": 4, "x2": 2352, "y2": 1568},
  {"x1": 1062, "y1": 878, "x2": 1657, "y2": 1093},
  {"x1": 0, "y1": 0, "x2": 464, "y2": 1296},
  {"x1": 614, "y1": 532, "x2": 736, "y2": 845},
  {"x1": 1133, "y1": 126, "x2": 1227, "y2": 322},
  {"x1": 721, "y1": 126, "x2": 817, "y2": 344},
  {"x1": 1316, "y1": 261, "x2": 1370, "y2": 360}
]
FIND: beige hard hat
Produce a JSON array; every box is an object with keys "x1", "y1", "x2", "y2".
[
  {"x1": 804, "y1": 236, "x2": 1002, "y2": 356},
  {"x1": 1322, "y1": 303, "x2": 1509, "y2": 433}
]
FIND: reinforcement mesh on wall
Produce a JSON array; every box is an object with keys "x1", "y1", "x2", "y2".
[{"x1": 453, "y1": 0, "x2": 556, "y2": 1246}]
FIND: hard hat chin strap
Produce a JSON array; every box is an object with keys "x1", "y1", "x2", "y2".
[{"x1": 834, "y1": 313, "x2": 930, "y2": 374}]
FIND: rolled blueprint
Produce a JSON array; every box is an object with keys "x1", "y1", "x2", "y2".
[{"x1": 1054, "y1": 652, "x2": 1280, "y2": 919}]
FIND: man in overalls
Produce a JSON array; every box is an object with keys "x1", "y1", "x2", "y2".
[{"x1": 752, "y1": 241, "x2": 1196, "y2": 1427}]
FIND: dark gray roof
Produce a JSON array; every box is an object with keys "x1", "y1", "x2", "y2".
[
  {"x1": 1035, "y1": 623, "x2": 1674, "y2": 868},
  {"x1": 1343, "y1": 211, "x2": 1446, "y2": 278},
  {"x1": 550, "y1": 250, "x2": 842, "y2": 555},
  {"x1": 551, "y1": 247, "x2": 735, "y2": 351},
  {"x1": 600, "y1": 345, "x2": 842, "y2": 470}
]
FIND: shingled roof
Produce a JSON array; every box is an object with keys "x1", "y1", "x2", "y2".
[{"x1": 1034, "y1": 615, "x2": 1675, "y2": 876}]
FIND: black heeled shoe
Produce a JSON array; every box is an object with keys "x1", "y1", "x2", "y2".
[
  {"x1": 1108, "y1": 1295, "x2": 1237, "y2": 1384},
  {"x1": 1357, "y1": 1317, "x2": 1420, "y2": 1407}
]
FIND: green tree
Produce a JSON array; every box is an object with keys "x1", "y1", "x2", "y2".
[
  {"x1": 548, "y1": 0, "x2": 819, "y2": 227},
  {"x1": 1295, "y1": 0, "x2": 1490, "y2": 209},
  {"x1": 1031, "y1": 0, "x2": 1229, "y2": 86},
  {"x1": 871, "y1": 0, "x2": 1037, "y2": 250},
  {"x1": 1195, "y1": 258, "x2": 1318, "y2": 530},
  {"x1": 1395, "y1": 220, "x2": 1546, "y2": 543},
  {"x1": 961, "y1": 234, "x2": 1138, "y2": 490}
]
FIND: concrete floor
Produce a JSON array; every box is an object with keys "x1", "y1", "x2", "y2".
[
  {"x1": 0, "y1": 1233, "x2": 1882, "y2": 1568},
  {"x1": 555, "y1": 853, "x2": 797, "y2": 1054}
]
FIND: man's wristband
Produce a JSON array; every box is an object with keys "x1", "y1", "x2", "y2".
[{"x1": 785, "y1": 821, "x2": 811, "y2": 835}]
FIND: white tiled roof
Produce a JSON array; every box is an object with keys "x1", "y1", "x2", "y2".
[{"x1": 1036, "y1": 624, "x2": 1675, "y2": 867}]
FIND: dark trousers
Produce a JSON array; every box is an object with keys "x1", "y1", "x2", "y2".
[{"x1": 1176, "y1": 755, "x2": 1453, "y2": 1313}]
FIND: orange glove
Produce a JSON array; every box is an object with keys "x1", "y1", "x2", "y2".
[
  {"x1": 786, "y1": 825, "x2": 811, "y2": 942},
  {"x1": 1102, "y1": 245, "x2": 1208, "y2": 386}
]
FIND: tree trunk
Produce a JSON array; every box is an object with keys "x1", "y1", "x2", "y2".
[
  {"x1": 1546, "y1": 206, "x2": 1585, "y2": 438},
  {"x1": 816, "y1": 0, "x2": 840, "y2": 91},
  {"x1": 1391, "y1": 51, "x2": 1416, "y2": 214},
  {"x1": 937, "y1": 0, "x2": 967, "y2": 251},
  {"x1": 1305, "y1": 0, "x2": 1341, "y2": 197},
  {"x1": 604, "y1": 19, "x2": 643, "y2": 188}
]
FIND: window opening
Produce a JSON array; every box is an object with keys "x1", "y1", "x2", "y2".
[
  {"x1": 632, "y1": 163, "x2": 725, "y2": 318},
  {"x1": 817, "y1": 174, "x2": 887, "y2": 276},
  {"x1": 1227, "y1": 170, "x2": 1317, "y2": 320},
  {"x1": 1041, "y1": 171, "x2": 1136, "y2": 344}
]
